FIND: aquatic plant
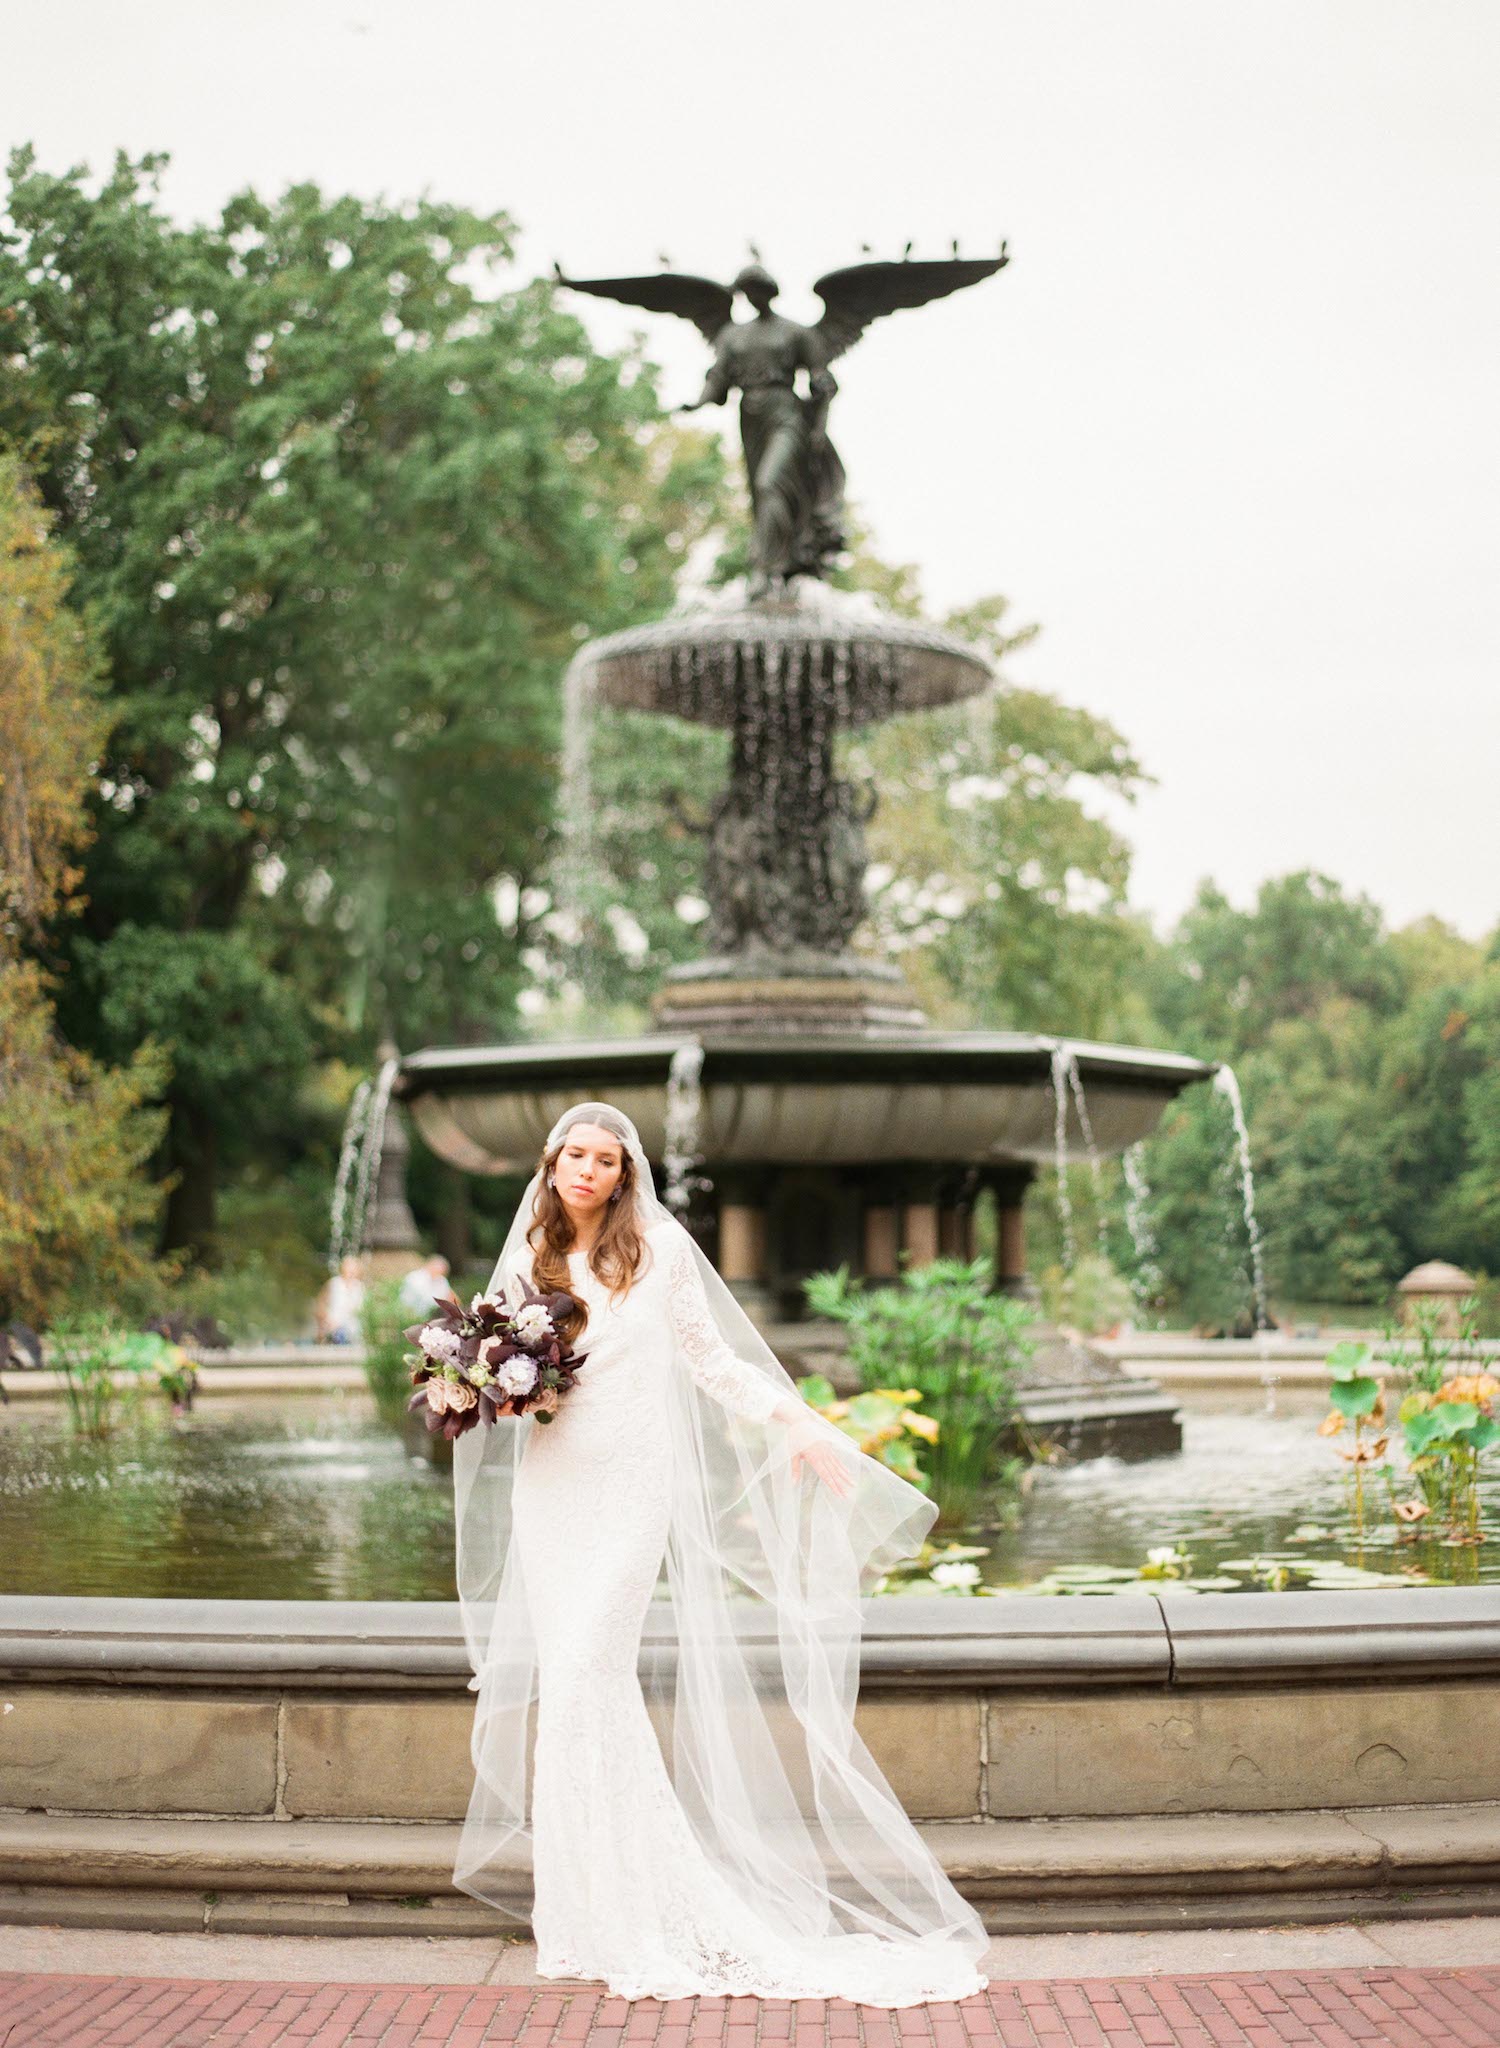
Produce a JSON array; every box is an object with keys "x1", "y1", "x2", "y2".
[
  {"x1": 45, "y1": 1315, "x2": 195, "y2": 1435},
  {"x1": 1318, "y1": 1305, "x2": 1499, "y2": 1557},
  {"x1": 359, "y1": 1279, "x2": 420, "y2": 1429},
  {"x1": 1318, "y1": 1339, "x2": 1388, "y2": 1537},
  {"x1": 803, "y1": 1257, "x2": 1034, "y2": 1521},
  {"x1": 794, "y1": 1375, "x2": 938, "y2": 1492}
]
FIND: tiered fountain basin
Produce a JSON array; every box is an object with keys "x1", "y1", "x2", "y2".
[
  {"x1": 399, "y1": 1030, "x2": 1210, "y2": 1177},
  {"x1": 574, "y1": 577, "x2": 993, "y2": 723},
  {"x1": 399, "y1": 1030, "x2": 1212, "y2": 1457}
]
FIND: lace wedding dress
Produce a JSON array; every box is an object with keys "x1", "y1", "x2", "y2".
[{"x1": 505, "y1": 1217, "x2": 985, "y2": 2005}]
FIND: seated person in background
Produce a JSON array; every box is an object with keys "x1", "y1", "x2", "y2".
[
  {"x1": 315, "y1": 1255, "x2": 367, "y2": 1344},
  {"x1": 399, "y1": 1251, "x2": 452, "y2": 1314}
]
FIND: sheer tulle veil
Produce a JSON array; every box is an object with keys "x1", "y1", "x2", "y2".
[{"x1": 451, "y1": 1099, "x2": 988, "y2": 1988}]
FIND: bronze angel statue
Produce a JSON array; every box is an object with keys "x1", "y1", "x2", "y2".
[{"x1": 556, "y1": 249, "x2": 1010, "y2": 596}]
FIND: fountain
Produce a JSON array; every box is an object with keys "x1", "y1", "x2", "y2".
[
  {"x1": 8, "y1": 247, "x2": 1497, "y2": 1956},
  {"x1": 394, "y1": 244, "x2": 1214, "y2": 1455},
  {"x1": 328, "y1": 1044, "x2": 421, "y2": 1280}
]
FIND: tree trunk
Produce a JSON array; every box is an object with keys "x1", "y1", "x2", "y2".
[{"x1": 161, "y1": 1096, "x2": 218, "y2": 1259}]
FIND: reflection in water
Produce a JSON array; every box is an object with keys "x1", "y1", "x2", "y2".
[
  {"x1": 0, "y1": 1388, "x2": 1493, "y2": 1600},
  {"x1": 968, "y1": 1391, "x2": 1497, "y2": 1590},
  {"x1": 0, "y1": 1393, "x2": 455, "y2": 1601}
]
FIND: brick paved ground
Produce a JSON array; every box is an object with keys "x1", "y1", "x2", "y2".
[{"x1": 3, "y1": 1969, "x2": 1500, "y2": 2048}]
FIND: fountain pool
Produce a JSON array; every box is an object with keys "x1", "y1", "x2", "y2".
[{"x1": 3, "y1": 1388, "x2": 1492, "y2": 1602}]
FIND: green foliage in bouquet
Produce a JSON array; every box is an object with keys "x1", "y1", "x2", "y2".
[{"x1": 803, "y1": 1257, "x2": 1035, "y2": 1523}]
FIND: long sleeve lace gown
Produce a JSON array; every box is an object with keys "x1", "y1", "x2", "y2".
[{"x1": 474, "y1": 1216, "x2": 988, "y2": 2006}]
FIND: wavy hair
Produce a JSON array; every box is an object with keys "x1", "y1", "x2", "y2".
[{"x1": 525, "y1": 1106, "x2": 648, "y2": 1340}]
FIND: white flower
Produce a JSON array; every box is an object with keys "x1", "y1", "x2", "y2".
[
  {"x1": 1146, "y1": 1545, "x2": 1185, "y2": 1567},
  {"x1": 418, "y1": 1326, "x2": 463, "y2": 1366},
  {"x1": 930, "y1": 1561, "x2": 981, "y2": 1590},
  {"x1": 513, "y1": 1303, "x2": 555, "y2": 1344},
  {"x1": 494, "y1": 1354, "x2": 538, "y2": 1399}
]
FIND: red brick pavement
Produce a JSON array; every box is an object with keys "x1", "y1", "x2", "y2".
[{"x1": 2, "y1": 1969, "x2": 1500, "y2": 2048}]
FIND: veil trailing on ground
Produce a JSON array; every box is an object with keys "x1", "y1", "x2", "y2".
[{"x1": 451, "y1": 1100, "x2": 987, "y2": 1985}]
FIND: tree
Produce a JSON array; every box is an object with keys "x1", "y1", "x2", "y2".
[
  {"x1": 0, "y1": 455, "x2": 169, "y2": 1318},
  {"x1": 0, "y1": 451, "x2": 106, "y2": 940},
  {"x1": 0, "y1": 959, "x2": 169, "y2": 1323},
  {"x1": 1143, "y1": 871, "x2": 1403, "y2": 1062},
  {"x1": 848, "y1": 577, "x2": 1151, "y2": 1037},
  {"x1": 1119, "y1": 878, "x2": 1500, "y2": 1323},
  {"x1": 0, "y1": 148, "x2": 724, "y2": 1251}
]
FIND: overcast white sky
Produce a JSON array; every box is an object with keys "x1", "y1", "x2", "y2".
[{"x1": 8, "y1": 1, "x2": 1498, "y2": 938}]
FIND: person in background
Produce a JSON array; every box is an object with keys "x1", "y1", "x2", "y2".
[
  {"x1": 399, "y1": 1251, "x2": 452, "y2": 1315},
  {"x1": 316, "y1": 1255, "x2": 367, "y2": 1345}
]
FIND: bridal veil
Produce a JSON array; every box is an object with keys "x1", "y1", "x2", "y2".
[{"x1": 451, "y1": 1099, "x2": 987, "y2": 1987}]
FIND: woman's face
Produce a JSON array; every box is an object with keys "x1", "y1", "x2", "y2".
[{"x1": 552, "y1": 1121, "x2": 625, "y2": 1223}]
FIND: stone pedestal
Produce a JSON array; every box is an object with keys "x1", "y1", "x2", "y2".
[
  {"x1": 652, "y1": 951, "x2": 926, "y2": 1035},
  {"x1": 362, "y1": 1074, "x2": 421, "y2": 1280},
  {"x1": 1396, "y1": 1261, "x2": 1477, "y2": 1337}
]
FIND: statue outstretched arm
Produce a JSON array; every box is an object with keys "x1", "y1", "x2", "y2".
[
  {"x1": 681, "y1": 328, "x2": 735, "y2": 412},
  {"x1": 812, "y1": 247, "x2": 1010, "y2": 364}
]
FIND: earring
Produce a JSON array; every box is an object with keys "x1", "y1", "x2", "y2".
[
  {"x1": 609, "y1": 1186, "x2": 621, "y2": 1202},
  {"x1": 545, "y1": 1172, "x2": 556, "y2": 1188}
]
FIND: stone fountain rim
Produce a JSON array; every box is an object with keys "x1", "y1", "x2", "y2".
[
  {"x1": 574, "y1": 580, "x2": 994, "y2": 669},
  {"x1": 2, "y1": 1587, "x2": 1497, "y2": 1689},
  {"x1": 396, "y1": 1030, "x2": 1216, "y2": 1101}
]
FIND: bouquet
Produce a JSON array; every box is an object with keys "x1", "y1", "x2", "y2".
[{"x1": 404, "y1": 1282, "x2": 588, "y2": 1439}]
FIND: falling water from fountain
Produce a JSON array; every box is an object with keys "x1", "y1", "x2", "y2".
[
  {"x1": 327, "y1": 1079, "x2": 373, "y2": 1272},
  {"x1": 1062, "y1": 1048, "x2": 1110, "y2": 1258},
  {"x1": 328, "y1": 1056, "x2": 400, "y2": 1272},
  {"x1": 662, "y1": 1040, "x2": 708, "y2": 1216},
  {"x1": 1049, "y1": 1044, "x2": 1077, "y2": 1273},
  {"x1": 1050, "y1": 1043, "x2": 1111, "y2": 1278},
  {"x1": 1214, "y1": 1063, "x2": 1277, "y2": 1410},
  {"x1": 557, "y1": 650, "x2": 602, "y2": 1010},
  {"x1": 1121, "y1": 1142, "x2": 1166, "y2": 1327}
]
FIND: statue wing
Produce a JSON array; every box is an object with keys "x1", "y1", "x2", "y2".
[
  {"x1": 812, "y1": 253, "x2": 1010, "y2": 363},
  {"x1": 553, "y1": 268, "x2": 735, "y2": 346}
]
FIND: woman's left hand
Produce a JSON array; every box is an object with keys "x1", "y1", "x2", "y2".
[{"x1": 791, "y1": 1434, "x2": 856, "y2": 1496}]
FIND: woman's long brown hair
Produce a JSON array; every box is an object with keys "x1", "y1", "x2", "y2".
[{"x1": 526, "y1": 1111, "x2": 649, "y2": 1343}]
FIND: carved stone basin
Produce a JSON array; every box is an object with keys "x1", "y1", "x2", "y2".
[
  {"x1": 399, "y1": 1030, "x2": 1212, "y2": 1178},
  {"x1": 576, "y1": 577, "x2": 991, "y2": 727}
]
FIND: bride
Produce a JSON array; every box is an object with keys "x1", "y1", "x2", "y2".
[{"x1": 451, "y1": 1099, "x2": 989, "y2": 2006}]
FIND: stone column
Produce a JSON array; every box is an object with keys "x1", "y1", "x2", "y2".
[
  {"x1": 985, "y1": 1164, "x2": 1036, "y2": 1298},
  {"x1": 862, "y1": 1203, "x2": 900, "y2": 1279},
  {"x1": 899, "y1": 1171, "x2": 944, "y2": 1270},
  {"x1": 938, "y1": 1167, "x2": 978, "y2": 1259},
  {"x1": 716, "y1": 1174, "x2": 774, "y2": 1324},
  {"x1": 719, "y1": 1201, "x2": 767, "y2": 1286}
]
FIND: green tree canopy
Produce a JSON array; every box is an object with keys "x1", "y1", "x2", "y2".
[
  {"x1": 0, "y1": 147, "x2": 724, "y2": 1250},
  {"x1": 0, "y1": 454, "x2": 169, "y2": 1319}
]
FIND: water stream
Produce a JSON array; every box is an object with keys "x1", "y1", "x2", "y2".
[
  {"x1": 327, "y1": 1056, "x2": 398, "y2": 1271},
  {"x1": 662, "y1": 1040, "x2": 708, "y2": 1216},
  {"x1": 1213, "y1": 1063, "x2": 1277, "y2": 1409}
]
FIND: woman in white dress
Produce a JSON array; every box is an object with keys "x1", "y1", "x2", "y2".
[{"x1": 451, "y1": 1100, "x2": 988, "y2": 2007}]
